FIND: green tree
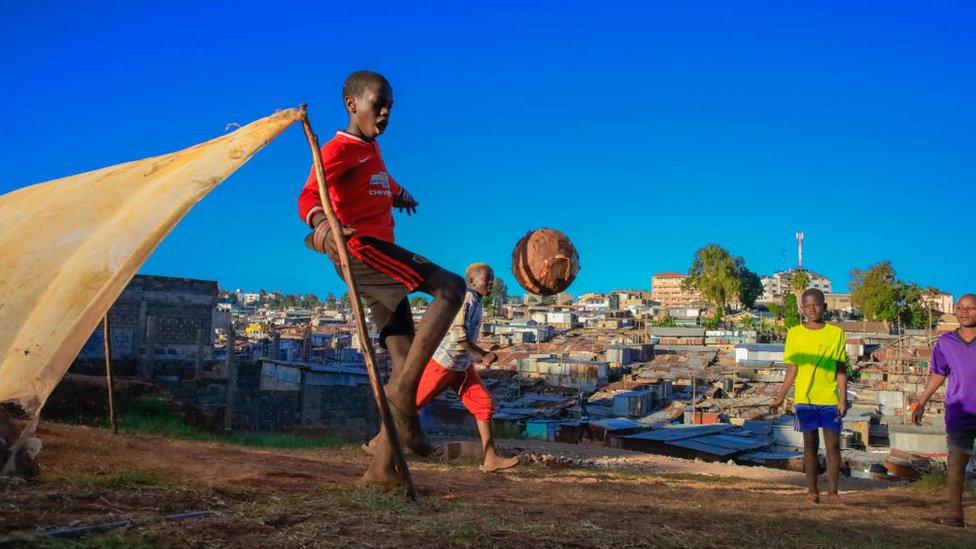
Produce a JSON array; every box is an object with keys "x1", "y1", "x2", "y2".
[
  {"x1": 338, "y1": 292, "x2": 351, "y2": 310},
  {"x1": 767, "y1": 302, "x2": 783, "y2": 319},
  {"x1": 325, "y1": 292, "x2": 337, "y2": 310},
  {"x1": 791, "y1": 271, "x2": 811, "y2": 302},
  {"x1": 701, "y1": 309, "x2": 723, "y2": 330},
  {"x1": 850, "y1": 262, "x2": 940, "y2": 330},
  {"x1": 737, "y1": 265, "x2": 763, "y2": 309},
  {"x1": 410, "y1": 296, "x2": 430, "y2": 309},
  {"x1": 850, "y1": 261, "x2": 902, "y2": 327},
  {"x1": 684, "y1": 244, "x2": 741, "y2": 312},
  {"x1": 898, "y1": 283, "x2": 929, "y2": 329},
  {"x1": 738, "y1": 315, "x2": 755, "y2": 330},
  {"x1": 783, "y1": 293, "x2": 801, "y2": 328},
  {"x1": 482, "y1": 278, "x2": 509, "y2": 316},
  {"x1": 652, "y1": 312, "x2": 677, "y2": 327},
  {"x1": 299, "y1": 293, "x2": 321, "y2": 309}
]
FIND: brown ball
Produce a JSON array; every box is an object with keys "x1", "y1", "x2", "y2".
[{"x1": 511, "y1": 228, "x2": 580, "y2": 296}]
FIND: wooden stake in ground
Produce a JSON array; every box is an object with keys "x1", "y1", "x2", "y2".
[
  {"x1": 102, "y1": 316, "x2": 117, "y2": 434},
  {"x1": 298, "y1": 105, "x2": 416, "y2": 500}
]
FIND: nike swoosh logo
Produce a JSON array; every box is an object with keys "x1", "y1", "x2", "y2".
[{"x1": 358, "y1": 156, "x2": 372, "y2": 164}]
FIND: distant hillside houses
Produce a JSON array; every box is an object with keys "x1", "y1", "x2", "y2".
[{"x1": 759, "y1": 268, "x2": 832, "y2": 303}]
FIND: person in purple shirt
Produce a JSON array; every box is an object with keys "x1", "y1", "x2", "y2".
[{"x1": 913, "y1": 293, "x2": 976, "y2": 528}]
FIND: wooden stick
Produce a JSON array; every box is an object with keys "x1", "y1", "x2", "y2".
[
  {"x1": 298, "y1": 105, "x2": 416, "y2": 500},
  {"x1": 102, "y1": 316, "x2": 117, "y2": 434}
]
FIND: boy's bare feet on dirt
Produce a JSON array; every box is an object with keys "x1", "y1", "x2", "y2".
[
  {"x1": 360, "y1": 462, "x2": 402, "y2": 490},
  {"x1": 479, "y1": 455, "x2": 520, "y2": 473}
]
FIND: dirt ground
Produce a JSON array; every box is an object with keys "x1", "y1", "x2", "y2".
[{"x1": 1, "y1": 422, "x2": 973, "y2": 547}]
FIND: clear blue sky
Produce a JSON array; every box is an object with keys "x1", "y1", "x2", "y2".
[{"x1": 3, "y1": 2, "x2": 974, "y2": 299}]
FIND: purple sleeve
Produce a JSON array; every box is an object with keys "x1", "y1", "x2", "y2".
[{"x1": 930, "y1": 341, "x2": 949, "y2": 376}]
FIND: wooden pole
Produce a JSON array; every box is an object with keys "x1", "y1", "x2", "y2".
[
  {"x1": 223, "y1": 324, "x2": 237, "y2": 432},
  {"x1": 102, "y1": 316, "x2": 117, "y2": 434},
  {"x1": 298, "y1": 105, "x2": 416, "y2": 500}
]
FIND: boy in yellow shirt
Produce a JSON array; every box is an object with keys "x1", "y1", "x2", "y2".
[{"x1": 770, "y1": 288, "x2": 848, "y2": 504}]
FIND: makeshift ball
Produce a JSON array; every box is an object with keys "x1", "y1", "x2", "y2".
[{"x1": 511, "y1": 228, "x2": 580, "y2": 296}]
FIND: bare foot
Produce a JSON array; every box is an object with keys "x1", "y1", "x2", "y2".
[
  {"x1": 807, "y1": 492, "x2": 820, "y2": 505},
  {"x1": 387, "y1": 399, "x2": 438, "y2": 457},
  {"x1": 479, "y1": 455, "x2": 520, "y2": 473},
  {"x1": 360, "y1": 462, "x2": 401, "y2": 490}
]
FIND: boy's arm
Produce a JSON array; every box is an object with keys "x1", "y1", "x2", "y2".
[
  {"x1": 912, "y1": 372, "x2": 947, "y2": 425},
  {"x1": 298, "y1": 143, "x2": 356, "y2": 228},
  {"x1": 769, "y1": 364, "x2": 798, "y2": 412},
  {"x1": 460, "y1": 339, "x2": 496, "y2": 365},
  {"x1": 392, "y1": 187, "x2": 418, "y2": 215},
  {"x1": 914, "y1": 341, "x2": 949, "y2": 425},
  {"x1": 836, "y1": 361, "x2": 848, "y2": 418}
]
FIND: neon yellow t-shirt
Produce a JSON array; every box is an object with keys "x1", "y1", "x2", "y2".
[{"x1": 784, "y1": 324, "x2": 848, "y2": 405}]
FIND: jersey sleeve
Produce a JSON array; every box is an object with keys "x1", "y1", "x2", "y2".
[
  {"x1": 835, "y1": 329, "x2": 848, "y2": 365},
  {"x1": 930, "y1": 339, "x2": 950, "y2": 376},
  {"x1": 388, "y1": 174, "x2": 402, "y2": 196},
  {"x1": 297, "y1": 141, "x2": 358, "y2": 227},
  {"x1": 454, "y1": 294, "x2": 473, "y2": 342},
  {"x1": 783, "y1": 328, "x2": 797, "y2": 365}
]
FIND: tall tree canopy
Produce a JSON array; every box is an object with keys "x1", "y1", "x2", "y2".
[
  {"x1": 783, "y1": 293, "x2": 801, "y2": 328},
  {"x1": 684, "y1": 244, "x2": 761, "y2": 311},
  {"x1": 849, "y1": 261, "x2": 934, "y2": 329},
  {"x1": 737, "y1": 264, "x2": 763, "y2": 309}
]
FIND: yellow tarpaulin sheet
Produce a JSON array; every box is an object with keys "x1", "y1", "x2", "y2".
[{"x1": 0, "y1": 108, "x2": 300, "y2": 414}]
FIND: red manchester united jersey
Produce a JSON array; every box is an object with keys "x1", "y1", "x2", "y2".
[{"x1": 297, "y1": 131, "x2": 402, "y2": 242}]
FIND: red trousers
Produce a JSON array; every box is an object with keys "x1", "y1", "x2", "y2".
[{"x1": 416, "y1": 359, "x2": 495, "y2": 421}]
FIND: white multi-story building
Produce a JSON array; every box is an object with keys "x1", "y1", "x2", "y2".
[{"x1": 760, "y1": 269, "x2": 832, "y2": 303}]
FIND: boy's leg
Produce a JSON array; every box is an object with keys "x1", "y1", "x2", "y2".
[
  {"x1": 946, "y1": 449, "x2": 967, "y2": 521},
  {"x1": 453, "y1": 367, "x2": 519, "y2": 472},
  {"x1": 309, "y1": 233, "x2": 463, "y2": 485},
  {"x1": 802, "y1": 430, "x2": 820, "y2": 503},
  {"x1": 365, "y1": 270, "x2": 464, "y2": 482},
  {"x1": 363, "y1": 358, "x2": 454, "y2": 454},
  {"x1": 821, "y1": 405, "x2": 844, "y2": 501},
  {"x1": 940, "y1": 430, "x2": 975, "y2": 525},
  {"x1": 823, "y1": 429, "x2": 842, "y2": 498}
]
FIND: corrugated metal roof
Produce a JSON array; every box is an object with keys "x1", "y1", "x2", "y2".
[
  {"x1": 735, "y1": 343, "x2": 785, "y2": 352},
  {"x1": 589, "y1": 418, "x2": 643, "y2": 431},
  {"x1": 624, "y1": 424, "x2": 732, "y2": 442},
  {"x1": 614, "y1": 389, "x2": 653, "y2": 399},
  {"x1": 650, "y1": 327, "x2": 706, "y2": 337}
]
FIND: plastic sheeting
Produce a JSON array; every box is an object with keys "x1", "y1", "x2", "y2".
[{"x1": 0, "y1": 108, "x2": 301, "y2": 414}]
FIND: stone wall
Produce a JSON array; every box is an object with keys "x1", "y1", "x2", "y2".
[
  {"x1": 73, "y1": 274, "x2": 217, "y2": 375},
  {"x1": 300, "y1": 385, "x2": 378, "y2": 439}
]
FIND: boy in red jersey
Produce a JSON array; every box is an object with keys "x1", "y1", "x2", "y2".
[{"x1": 298, "y1": 71, "x2": 465, "y2": 487}]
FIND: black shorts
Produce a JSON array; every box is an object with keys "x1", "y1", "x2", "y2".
[
  {"x1": 947, "y1": 430, "x2": 976, "y2": 455},
  {"x1": 306, "y1": 229, "x2": 443, "y2": 342}
]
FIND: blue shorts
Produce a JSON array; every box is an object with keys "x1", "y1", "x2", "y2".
[
  {"x1": 794, "y1": 404, "x2": 842, "y2": 433},
  {"x1": 947, "y1": 430, "x2": 976, "y2": 455}
]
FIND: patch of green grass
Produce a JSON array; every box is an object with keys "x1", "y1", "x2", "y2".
[
  {"x1": 599, "y1": 469, "x2": 747, "y2": 486},
  {"x1": 114, "y1": 397, "x2": 213, "y2": 441},
  {"x1": 913, "y1": 471, "x2": 948, "y2": 489},
  {"x1": 222, "y1": 431, "x2": 345, "y2": 450},
  {"x1": 64, "y1": 471, "x2": 168, "y2": 489},
  {"x1": 498, "y1": 520, "x2": 611, "y2": 545},
  {"x1": 407, "y1": 519, "x2": 489, "y2": 547},
  {"x1": 115, "y1": 397, "x2": 346, "y2": 450},
  {"x1": 336, "y1": 485, "x2": 413, "y2": 516},
  {"x1": 912, "y1": 470, "x2": 973, "y2": 492}
]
